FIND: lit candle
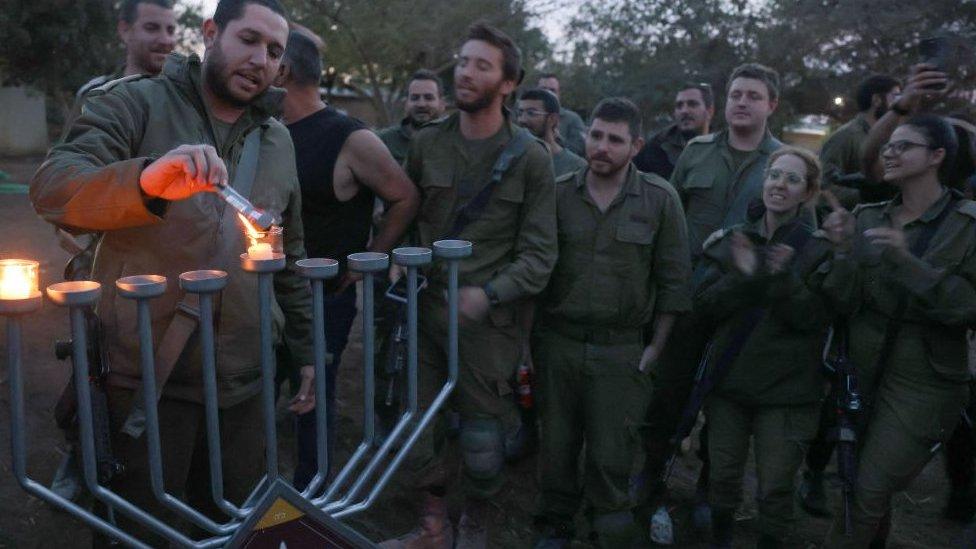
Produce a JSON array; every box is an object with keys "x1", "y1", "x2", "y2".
[
  {"x1": 0, "y1": 260, "x2": 38, "y2": 300},
  {"x1": 248, "y1": 243, "x2": 274, "y2": 260}
]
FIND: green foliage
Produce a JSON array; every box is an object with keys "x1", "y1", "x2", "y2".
[{"x1": 284, "y1": 0, "x2": 551, "y2": 125}]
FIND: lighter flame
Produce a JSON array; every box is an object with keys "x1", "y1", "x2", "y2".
[{"x1": 238, "y1": 213, "x2": 264, "y2": 246}]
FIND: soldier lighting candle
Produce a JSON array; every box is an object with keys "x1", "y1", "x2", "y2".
[
  {"x1": 0, "y1": 260, "x2": 39, "y2": 300},
  {"x1": 239, "y1": 214, "x2": 283, "y2": 260}
]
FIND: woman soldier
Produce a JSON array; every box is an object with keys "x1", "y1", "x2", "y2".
[
  {"x1": 694, "y1": 146, "x2": 831, "y2": 548},
  {"x1": 817, "y1": 114, "x2": 976, "y2": 547}
]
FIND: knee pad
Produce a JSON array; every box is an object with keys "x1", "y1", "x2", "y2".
[{"x1": 459, "y1": 417, "x2": 504, "y2": 480}]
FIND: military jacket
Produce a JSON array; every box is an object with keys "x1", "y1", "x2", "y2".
[
  {"x1": 811, "y1": 190, "x2": 976, "y2": 391},
  {"x1": 696, "y1": 214, "x2": 831, "y2": 405},
  {"x1": 558, "y1": 107, "x2": 587, "y2": 156},
  {"x1": 670, "y1": 129, "x2": 782, "y2": 265},
  {"x1": 552, "y1": 146, "x2": 587, "y2": 177},
  {"x1": 819, "y1": 114, "x2": 870, "y2": 208},
  {"x1": 31, "y1": 53, "x2": 313, "y2": 406},
  {"x1": 540, "y1": 165, "x2": 692, "y2": 329},
  {"x1": 377, "y1": 118, "x2": 412, "y2": 165},
  {"x1": 633, "y1": 123, "x2": 688, "y2": 180},
  {"x1": 405, "y1": 111, "x2": 557, "y2": 305}
]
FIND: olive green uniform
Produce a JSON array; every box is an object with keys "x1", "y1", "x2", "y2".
[
  {"x1": 819, "y1": 114, "x2": 870, "y2": 209},
  {"x1": 551, "y1": 146, "x2": 587, "y2": 177},
  {"x1": 695, "y1": 215, "x2": 831, "y2": 542},
  {"x1": 559, "y1": 107, "x2": 587, "y2": 156},
  {"x1": 534, "y1": 165, "x2": 691, "y2": 542},
  {"x1": 404, "y1": 111, "x2": 557, "y2": 499},
  {"x1": 377, "y1": 117, "x2": 413, "y2": 165},
  {"x1": 812, "y1": 190, "x2": 976, "y2": 547},
  {"x1": 643, "y1": 129, "x2": 783, "y2": 494}
]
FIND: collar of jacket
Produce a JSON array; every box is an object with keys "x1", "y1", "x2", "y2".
[
  {"x1": 161, "y1": 52, "x2": 285, "y2": 124},
  {"x1": 714, "y1": 127, "x2": 782, "y2": 155}
]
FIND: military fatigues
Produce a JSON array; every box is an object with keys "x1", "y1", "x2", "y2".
[
  {"x1": 31, "y1": 53, "x2": 313, "y2": 544},
  {"x1": 377, "y1": 117, "x2": 413, "y2": 165},
  {"x1": 534, "y1": 165, "x2": 691, "y2": 543},
  {"x1": 695, "y1": 215, "x2": 831, "y2": 542},
  {"x1": 818, "y1": 113, "x2": 887, "y2": 209},
  {"x1": 559, "y1": 107, "x2": 587, "y2": 156},
  {"x1": 404, "y1": 112, "x2": 557, "y2": 499},
  {"x1": 643, "y1": 129, "x2": 783, "y2": 495},
  {"x1": 811, "y1": 190, "x2": 976, "y2": 547},
  {"x1": 633, "y1": 123, "x2": 689, "y2": 180},
  {"x1": 552, "y1": 146, "x2": 587, "y2": 177}
]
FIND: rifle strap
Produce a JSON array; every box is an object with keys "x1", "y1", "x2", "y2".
[
  {"x1": 874, "y1": 195, "x2": 958, "y2": 376},
  {"x1": 121, "y1": 128, "x2": 264, "y2": 438},
  {"x1": 445, "y1": 128, "x2": 533, "y2": 240}
]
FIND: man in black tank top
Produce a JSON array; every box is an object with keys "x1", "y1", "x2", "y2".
[{"x1": 275, "y1": 30, "x2": 419, "y2": 489}]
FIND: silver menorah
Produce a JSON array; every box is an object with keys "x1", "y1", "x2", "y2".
[{"x1": 0, "y1": 239, "x2": 472, "y2": 548}]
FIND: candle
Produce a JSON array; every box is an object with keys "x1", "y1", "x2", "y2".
[
  {"x1": 248, "y1": 243, "x2": 274, "y2": 260},
  {"x1": 0, "y1": 260, "x2": 38, "y2": 300}
]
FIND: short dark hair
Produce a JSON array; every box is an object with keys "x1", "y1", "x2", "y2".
[
  {"x1": 855, "y1": 74, "x2": 901, "y2": 112},
  {"x1": 213, "y1": 0, "x2": 287, "y2": 31},
  {"x1": 679, "y1": 82, "x2": 714, "y2": 109},
  {"x1": 589, "y1": 97, "x2": 643, "y2": 140},
  {"x1": 283, "y1": 30, "x2": 322, "y2": 87},
  {"x1": 904, "y1": 114, "x2": 959, "y2": 186},
  {"x1": 408, "y1": 69, "x2": 443, "y2": 97},
  {"x1": 463, "y1": 22, "x2": 522, "y2": 83},
  {"x1": 519, "y1": 88, "x2": 560, "y2": 114},
  {"x1": 727, "y1": 63, "x2": 780, "y2": 102},
  {"x1": 119, "y1": 0, "x2": 174, "y2": 24}
]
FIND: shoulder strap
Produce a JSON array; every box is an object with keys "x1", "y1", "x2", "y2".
[
  {"x1": 445, "y1": 128, "x2": 533, "y2": 239},
  {"x1": 232, "y1": 128, "x2": 264, "y2": 198}
]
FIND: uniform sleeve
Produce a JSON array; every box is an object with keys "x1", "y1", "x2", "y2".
[
  {"x1": 652, "y1": 188, "x2": 693, "y2": 313},
  {"x1": 487, "y1": 147, "x2": 558, "y2": 302},
  {"x1": 30, "y1": 88, "x2": 165, "y2": 232},
  {"x1": 819, "y1": 132, "x2": 861, "y2": 208},
  {"x1": 274, "y1": 160, "x2": 315, "y2": 366},
  {"x1": 884, "y1": 243, "x2": 976, "y2": 327},
  {"x1": 767, "y1": 241, "x2": 833, "y2": 330},
  {"x1": 693, "y1": 239, "x2": 767, "y2": 323},
  {"x1": 669, "y1": 147, "x2": 692, "y2": 206}
]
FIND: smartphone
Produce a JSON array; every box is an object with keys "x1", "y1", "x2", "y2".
[{"x1": 919, "y1": 35, "x2": 951, "y2": 90}]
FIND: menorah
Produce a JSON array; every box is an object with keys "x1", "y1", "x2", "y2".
[{"x1": 0, "y1": 239, "x2": 472, "y2": 548}]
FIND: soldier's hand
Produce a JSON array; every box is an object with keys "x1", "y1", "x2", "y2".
[
  {"x1": 864, "y1": 227, "x2": 909, "y2": 258},
  {"x1": 893, "y1": 63, "x2": 950, "y2": 115},
  {"x1": 288, "y1": 365, "x2": 316, "y2": 415},
  {"x1": 730, "y1": 231, "x2": 758, "y2": 275},
  {"x1": 458, "y1": 286, "x2": 491, "y2": 323},
  {"x1": 638, "y1": 344, "x2": 661, "y2": 374},
  {"x1": 140, "y1": 144, "x2": 228, "y2": 200},
  {"x1": 765, "y1": 244, "x2": 795, "y2": 274},
  {"x1": 822, "y1": 191, "x2": 855, "y2": 251}
]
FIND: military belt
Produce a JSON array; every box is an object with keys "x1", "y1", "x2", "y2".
[{"x1": 547, "y1": 319, "x2": 643, "y2": 345}]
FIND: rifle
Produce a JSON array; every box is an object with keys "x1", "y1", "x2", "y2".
[
  {"x1": 828, "y1": 319, "x2": 861, "y2": 536},
  {"x1": 54, "y1": 307, "x2": 124, "y2": 485},
  {"x1": 378, "y1": 275, "x2": 427, "y2": 416}
]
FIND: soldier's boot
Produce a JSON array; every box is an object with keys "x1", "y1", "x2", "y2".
[
  {"x1": 456, "y1": 499, "x2": 489, "y2": 549},
  {"x1": 378, "y1": 492, "x2": 454, "y2": 549},
  {"x1": 709, "y1": 508, "x2": 734, "y2": 549},
  {"x1": 798, "y1": 470, "x2": 831, "y2": 517},
  {"x1": 591, "y1": 510, "x2": 638, "y2": 549},
  {"x1": 756, "y1": 533, "x2": 783, "y2": 549}
]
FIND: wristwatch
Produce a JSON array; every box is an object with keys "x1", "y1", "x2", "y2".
[{"x1": 483, "y1": 283, "x2": 500, "y2": 306}]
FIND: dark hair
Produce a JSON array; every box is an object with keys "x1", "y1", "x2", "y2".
[
  {"x1": 538, "y1": 72, "x2": 559, "y2": 81},
  {"x1": 589, "y1": 97, "x2": 643, "y2": 140},
  {"x1": 679, "y1": 82, "x2": 714, "y2": 109},
  {"x1": 727, "y1": 62, "x2": 780, "y2": 102},
  {"x1": 282, "y1": 30, "x2": 322, "y2": 87},
  {"x1": 119, "y1": 0, "x2": 174, "y2": 24},
  {"x1": 463, "y1": 22, "x2": 522, "y2": 83},
  {"x1": 855, "y1": 74, "x2": 901, "y2": 112},
  {"x1": 904, "y1": 114, "x2": 959, "y2": 185},
  {"x1": 408, "y1": 69, "x2": 443, "y2": 97},
  {"x1": 213, "y1": 0, "x2": 287, "y2": 31},
  {"x1": 519, "y1": 88, "x2": 560, "y2": 114}
]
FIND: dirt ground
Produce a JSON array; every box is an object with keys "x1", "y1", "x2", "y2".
[{"x1": 0, "y1": 155, "x2": 974, "y2": 547}]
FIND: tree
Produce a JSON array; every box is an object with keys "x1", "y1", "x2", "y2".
[{"x1": 284, "y1": 0, "x2": 551, "y2": 125}]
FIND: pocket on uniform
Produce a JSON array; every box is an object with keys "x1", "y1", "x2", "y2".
[{"x1": 615, "y1": 223, "x2": 655, "y2": 245}]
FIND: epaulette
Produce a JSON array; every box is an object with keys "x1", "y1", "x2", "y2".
[
  {"x1": 702, "y1": 228, "x2": 729, "y2": 250},
  {"x1": 639, "y1": 171, "x2": 670, "y2": 187},
  {"x1": 956, "y1": 200, "x2": 976, "y2": 220},
  {"x1": 417, "y1": 115, "x2": 447, "y2": 129},
  {"x1": 555, "y1": 171, "x2": 577, "y2": 184},
  {"x1": 851, "y1": 200, "x2": 887, "y2": 216},
  {"x1": 90, "y1": 74, "x2": 148, "y2": 95},
  {"x1": 76, "y1": 74, "x2": 112, "y2": 98},
  {"x1": 686, "y1": 132, "x2": 718, "y2": 145}
]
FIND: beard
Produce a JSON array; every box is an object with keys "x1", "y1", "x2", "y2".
[
  {"x1": 204, "y1": 41, "x2": 253, "y2": 109},
  {"x1": 456, "y1": 80, "x2": 503, "y2": 113},
  {"x1": 588, "y1": 153, "x2": 629, "y2": 177}
]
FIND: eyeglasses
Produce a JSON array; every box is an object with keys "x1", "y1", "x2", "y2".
[
  {"x1": 881, "y1": 140, "x2": 933, "y2": 156},
  {"x1": 516, "y1": 108, "x2": 549, "y2": 118},
  {"x1": 766, "y1": 168, "x2": 804, "y2": 185}
]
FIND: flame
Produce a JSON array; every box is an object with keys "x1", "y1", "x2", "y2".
[
  {"x1": 0, "y1": 261, "x2": 36, "y2": 300},
  {"x1": 237, "y1": 213, "x2": 264, "y2": 245}
]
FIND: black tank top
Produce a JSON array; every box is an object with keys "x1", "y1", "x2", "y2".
[{"x1": 287, "y1": 107, "x2": 373, "y2": 291}]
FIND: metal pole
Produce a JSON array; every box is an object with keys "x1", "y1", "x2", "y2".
[
  {"x1": 301, "y1": 277, "x2": 329, "y2": 498},
  {"x1": 258, "y1": 272, "x2": 278, "y2": 481}
]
